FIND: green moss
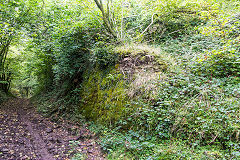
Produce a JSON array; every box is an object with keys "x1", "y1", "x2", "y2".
[
  {"x1": 78, "y1": 45, "x2": 175, "y2": 124},
  {"x1": 79, "y1": 68, "x2": 131, "y2": 124}
]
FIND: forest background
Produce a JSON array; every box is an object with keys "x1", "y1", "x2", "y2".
[{"x1": 1, "y1": 0, "x2": 240, "y2": 159}]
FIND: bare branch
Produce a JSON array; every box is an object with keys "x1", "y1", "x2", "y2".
[{"x1": 140, "y1": 13, "x2": 158, "y2": 36}]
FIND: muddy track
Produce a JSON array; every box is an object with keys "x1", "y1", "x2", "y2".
[{"x1": 0, "y1": 98, "x2": 105, "y2": 160}]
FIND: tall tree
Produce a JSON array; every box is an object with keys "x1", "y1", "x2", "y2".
[
  {"x1": 93, "y1": 0, "x2": 118, "y2": 39},
  {"x1": 0, "y1": 0, "x2": 40, "y2": 92}
]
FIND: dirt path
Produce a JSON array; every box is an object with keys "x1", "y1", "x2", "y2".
[{"x1": 0, "y1": 98, "x2": 105, "y2": 160}]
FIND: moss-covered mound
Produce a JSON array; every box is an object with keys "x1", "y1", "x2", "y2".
[{"x1": 78, "y1": 45, "x2": 173, "y2": 124}]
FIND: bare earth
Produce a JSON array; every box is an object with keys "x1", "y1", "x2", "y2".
[{"x1": 0, "y1": 98, "x2": 105, "y2": 160}]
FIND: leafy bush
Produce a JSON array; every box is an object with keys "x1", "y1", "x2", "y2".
[
  {"x1": 54, "y1": 28, "x2": 92, "y2": 87},
  {"x1": 195, "y1": 46, "x2": 240, "y2": 77},
  {"x1": 193, "y1": 13, "x2": 240, "y2": 77},
  {"x1": 132, "y1": 0, "x2": 215, "y2": 42},
  {"x1": 93, "y1": 47, "x2": 119, "y2": 70}
]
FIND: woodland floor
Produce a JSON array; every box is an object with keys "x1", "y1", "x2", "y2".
[{"x1": 0, "y1": 98, "x2": 105, "y2": 160}]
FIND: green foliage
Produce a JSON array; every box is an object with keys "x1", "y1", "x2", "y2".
[
  {"x1": 4, "y1": 0, "x2": 240, "y2": 159},
  {"x1": 122, "y1": 0, "x2": 215, "y2": 42},
  {"x1": 54, "y1": 28, "x2": 91, "y2": 87},
  {"x1": 93, "y1": 47, "x2": 119, "y2": 70},
  {"x1": 8, "y1": 47, "x2": 38, "y2": 97},
  {"x1": 194, "y1": 14, "x2": 240, "y2": 77},
  {"x1": 0, "y1": 0, "x2": 41, "y2": 92},
  {"x1": 196, "y1": 46, "x2": 240, "y2": 77},
  {"x1": 89, "y1": 123, "x2": 229, "y2": 160}
]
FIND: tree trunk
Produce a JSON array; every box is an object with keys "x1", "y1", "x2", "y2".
[{"x1": 93, "y1": 0, "x2": 118, "y2": 39}]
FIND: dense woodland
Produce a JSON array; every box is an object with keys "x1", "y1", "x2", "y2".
[{"x1": 1, "y1": 0, "x2": 240, "y2": 159}]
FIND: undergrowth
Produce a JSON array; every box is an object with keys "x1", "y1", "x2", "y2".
[
  {"x1": 0, "y1": 90, "x2": 9, "y2": 104},
  {"x1": 34, "y1": 40, "x2": 240, "y2": 159}
]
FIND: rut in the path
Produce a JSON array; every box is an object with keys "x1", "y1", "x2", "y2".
[{"x1": 0, "y1": 98, "x2": 105, "y2": 160}]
